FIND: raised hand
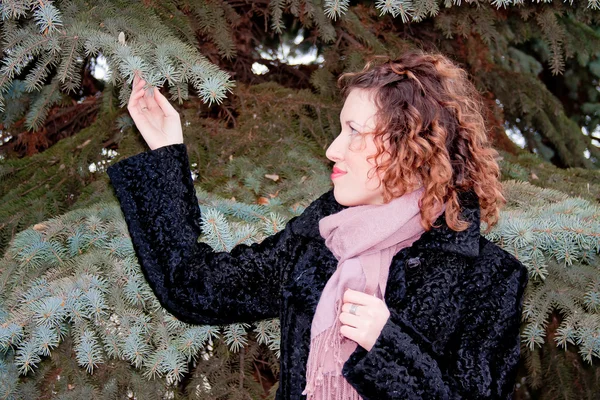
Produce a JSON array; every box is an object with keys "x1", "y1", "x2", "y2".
[{"x1": 127, "y1": 72, "x2": 184, "y2": 150}]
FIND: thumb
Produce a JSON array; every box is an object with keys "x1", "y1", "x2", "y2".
[{"x1": 153, "y1": 88, "x2": 179, "y2": 118}]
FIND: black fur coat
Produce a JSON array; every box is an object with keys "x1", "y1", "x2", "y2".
[{"x1": 107, "y1": 143, "x2": 529, "y2": 400}]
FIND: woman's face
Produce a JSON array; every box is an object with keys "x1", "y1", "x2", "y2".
[{"x1": 326, "y1": 88, "x2": 389, "y2": 207}]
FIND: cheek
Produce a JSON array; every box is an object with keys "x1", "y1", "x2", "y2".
[
  {"x1": 363, "y1": 171, "x2": 382, "y2": 191},
  {"x1": 362, "y1": 144, "x2": 388, "y2": 189},
  {"x1": 359, "y1": 159, "x2": 383, "y2": 191}
]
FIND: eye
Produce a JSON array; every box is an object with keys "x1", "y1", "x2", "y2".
[{"x1": 349, "y1": 126, "x2": 360, "y2": 136}]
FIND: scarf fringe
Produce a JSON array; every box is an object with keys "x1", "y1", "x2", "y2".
[
  {"x1": 302, "y1": 373, "x2": 363, "y2": 400},
  {"x1": 302, "y1": 300, "x2": 363, "y2": 399}
]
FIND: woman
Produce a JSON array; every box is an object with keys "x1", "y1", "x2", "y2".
[{"x1": 107, "y1": 50, "x2": 529, "y2": 399}]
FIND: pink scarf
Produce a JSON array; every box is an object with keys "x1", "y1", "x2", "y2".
[{"x1": 302, "y1": 186, "x2": 444, "y2": 399}]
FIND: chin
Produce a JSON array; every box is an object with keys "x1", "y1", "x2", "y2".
[
  {"x1": 332, "y1": 186, "x2": 377, "y2": 207},
  {"x1": 332, "y1": 187, "x2": 353, "y2": 206}
]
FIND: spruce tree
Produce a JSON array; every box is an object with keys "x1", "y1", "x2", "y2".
[
  {"x1": 1, "y1": 0, "x2": 600, "y2": 398},
  {"x1": 1, "y1": 177, "x2": 599, "y2": 398},
  {"x1": 2, "y1": 1, "x2": 600, "y2": 251}
]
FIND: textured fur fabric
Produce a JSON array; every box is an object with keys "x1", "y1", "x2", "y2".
[{"x1": 107, "y1": 143, "x2": 529, "y2": 400}]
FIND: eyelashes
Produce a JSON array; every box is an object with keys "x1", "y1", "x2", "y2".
[{"x1": 347, "y1": 122, "x2": 361, "y2": 136}]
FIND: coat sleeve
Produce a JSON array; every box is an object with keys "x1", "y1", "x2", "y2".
[
  {"x1": 341, "y1": 246, "x2": 529, "y2": 400},
  {"x1": 106, "y1": 143, "x2": 302, "y2": 326}
]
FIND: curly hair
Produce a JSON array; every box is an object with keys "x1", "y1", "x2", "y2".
[{"x1": 337, "y1": 50, "x2": 505, "y2": 233}]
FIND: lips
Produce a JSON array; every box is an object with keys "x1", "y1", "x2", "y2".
[{"x1": 331, "y1": 166, "x2": 347, "y2": 180}]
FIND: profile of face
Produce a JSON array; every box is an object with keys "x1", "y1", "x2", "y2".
[{"x1": 325, "y1": 88, "x2": 390, "y2": 207}]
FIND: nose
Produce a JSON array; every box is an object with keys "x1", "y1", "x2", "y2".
[{"x1": 325, "y1": 133, "x2": 345, "y2": 163}]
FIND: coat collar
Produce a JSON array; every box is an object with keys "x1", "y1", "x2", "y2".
[
  {"x1": 292, "y1": 189, "x2": 481, "y2": 259},
  {"x1": 412, "y1": 189, "x2": 481, "y2": 258}
]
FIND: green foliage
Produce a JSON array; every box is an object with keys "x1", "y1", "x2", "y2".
[
  {"x1": 182, "y1": 82, "x2": 336, "y2": 207},
  {"x1": 0, "y1": 80, "x2": 335, "y2": 258},
  {"x1": 481, "y1": 180, "x2": 600, "y2": 395},
  {"x1": 0, "y1": 108, "x2": 123, "y2": 258},
  {"x1": 2, "y1": 0, "x2": 600, "y2": 169},
  {"x1": 498, "y1": 150, "x2": 600, "y2": 202},
  {"x1": 1, "y1": 0, "x2": 600, "y2": 397},
  {"x1": 0, "y1": 0, "x2": 235, "y2": 129},
  {"x1": 0, "y1": 192, "x2": 312, "y2": 398}
]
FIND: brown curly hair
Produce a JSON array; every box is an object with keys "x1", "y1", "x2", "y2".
[{"x1": 337, "y1": 50, "x2": 505, "y2": 233}]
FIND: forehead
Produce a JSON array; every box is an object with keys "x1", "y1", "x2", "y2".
[{"x1": 340, "y1": 88, "x2": 379, "y2": 126}]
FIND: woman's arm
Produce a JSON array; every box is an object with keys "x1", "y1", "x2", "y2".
[
  {"x1": 107, "y1": 143, "x2": 302, "y2": 326},
  {"x1": 342, "y1": 242, "x2": 529, "y2": 400}
]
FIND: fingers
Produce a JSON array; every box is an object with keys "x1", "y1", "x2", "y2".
[
  {"x1": 129, "y1": 75, "x2": 144, "y2": 105},
  {"x1": 339, "y1": 311, "x2": 361, "y2": 328},
  {"x1": 129, "y1": 76, "x2": 155, "y2": 113},
  {"x1": 342, "y1": 302, "x2": 361, "y2": 315},
  {"x1": 139, "y1": 96, "x2": 150, "y2": 113},
  {"x1": 339, "y1": 324, "x2": 361, "y2": 342},
  {"x1": 343, "y1": 288, "x2": 378, "y2": 306},
  {"x1": 140, "y1": 88, "x2": 164, "y2": 112},
  {"x1": 153, "y1": 87, "x2": 179, "y2": 118},
  {"x1": 128, "y1": 73, "x2": 179, "y2": 120},
  {"x1": 128, "y1": 84, "x2": 149, "y2": 115}
]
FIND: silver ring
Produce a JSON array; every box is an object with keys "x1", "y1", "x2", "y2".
[{"x1": 349, "y1": 304, "x2": 359, "y2": 316}]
